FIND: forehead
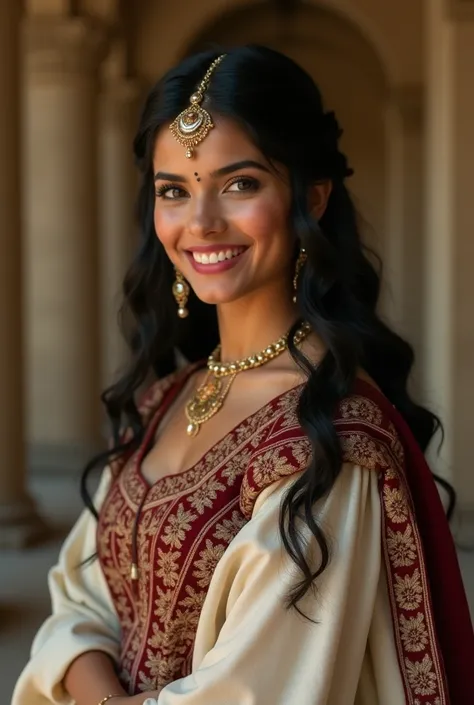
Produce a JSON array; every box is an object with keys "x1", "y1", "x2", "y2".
[{"x1": 152, "y1": 115, "x2": 263, "y2": 172}]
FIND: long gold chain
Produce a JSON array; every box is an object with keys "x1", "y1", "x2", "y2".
[
  {"x1": 185, "y1": 322, "x2": 311, "y2": 437},
  {"x1": 197, "y1": 55, "x2": 225, "y2": 95}
]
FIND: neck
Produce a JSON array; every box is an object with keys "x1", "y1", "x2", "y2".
[{"x1": 216, "y1": 286, "x2": 300, "y2": 362}]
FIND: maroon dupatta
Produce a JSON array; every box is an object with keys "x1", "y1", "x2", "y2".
[{"x1": 348, "y1": 379, "x2": 474, "y2": 705}]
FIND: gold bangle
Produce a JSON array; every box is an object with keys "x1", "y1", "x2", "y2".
[{"x1": 98, "y1": 696, "x2": 121, "y2": 705}]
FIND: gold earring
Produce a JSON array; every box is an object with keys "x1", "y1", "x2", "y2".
[
  {"x1": 172, "y1": 270, "x2": 190, "y2": 318},
  {"x1": 292, "y1": 248, "x2": 307, "y2": 303}
]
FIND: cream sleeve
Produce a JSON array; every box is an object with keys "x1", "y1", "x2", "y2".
[
  {"x1": 11, "y1": 468, "x2": 120, "y2": 705},
  {"x1": 157, "y1": 463, "x2": 406, "y2": 705}
]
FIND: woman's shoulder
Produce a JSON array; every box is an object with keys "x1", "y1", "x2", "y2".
[
  {"x1": 239, "y1": 389, "x2": 312, "y2": 519},
  {"x1": 136, "y1": 361, "x2": 201, "y2": 427},
  {"x1": 334, "y1": 378, "x2": 405, "y2": 474},
  {"x1": 240, "y1": 374, "x2": 407, "y2": 518}
]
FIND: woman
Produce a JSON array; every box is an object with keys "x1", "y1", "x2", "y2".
[{"x1": 13, "y1": 45, "x2": 473, "y2": 705}]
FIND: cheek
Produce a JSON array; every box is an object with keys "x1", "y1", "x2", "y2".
[
  {"x1": 235, "y1": 193, "x2": 290, "y2": 248},
  {"x1": 153, "y1": 203, "x2": 183, "y2": 249}
]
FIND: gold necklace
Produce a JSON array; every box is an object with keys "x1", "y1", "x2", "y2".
[{"x1": 184, "y1": 322, "x2": 311, "y2": 437}]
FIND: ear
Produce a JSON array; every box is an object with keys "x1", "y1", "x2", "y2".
[{"x1": 309, "y1": 180, "x2": 333, "y2": 220}]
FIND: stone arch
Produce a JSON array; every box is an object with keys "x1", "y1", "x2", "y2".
[
  {"x1": 130, "y1": 0, "x2": 422, "y2": 87},
  {"x1": 185, "y1": 1, "x2": 391, "y2": 87},
  {"x1": 180, "y1": 2, "x2": 389, "y2": 258}
]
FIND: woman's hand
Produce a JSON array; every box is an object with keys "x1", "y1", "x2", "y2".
[{"x1": 64, "y1": 651, "x2": 162, "y2": 705}]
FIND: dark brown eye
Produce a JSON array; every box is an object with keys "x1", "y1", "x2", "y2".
[
  {"x1": 155, "y1": 184, "x2": 187, "y2": 200},
  {"x1": 226, "y1": 177, "x2": 259, "y2": 193}
]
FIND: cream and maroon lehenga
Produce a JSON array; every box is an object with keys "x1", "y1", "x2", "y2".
[{"x1": 12, "y1": 364, "x2": 474, "y2": 705}]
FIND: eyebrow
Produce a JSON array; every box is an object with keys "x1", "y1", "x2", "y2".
[{"x1": 153, "y1": 159, "x2": 271, "y2": 183}]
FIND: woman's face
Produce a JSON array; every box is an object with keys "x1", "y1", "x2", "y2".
[{"x1": 152, "y1": 115, "x2": 295, "y2": 307}]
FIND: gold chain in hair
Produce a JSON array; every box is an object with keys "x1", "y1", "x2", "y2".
[{"x1": 169, "y1": 54, "x2": 226, "y2": 159}]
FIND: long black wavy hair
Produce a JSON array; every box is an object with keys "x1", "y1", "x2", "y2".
[{"x1": 81, "y1": 45, "x2": 450, "y2": 610}]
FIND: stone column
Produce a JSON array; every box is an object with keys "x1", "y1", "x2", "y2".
[
  {"x1": 99, "y1": 48, "x2": 140, "y2": 388},
  {"x1": 424, "y1": 0, "x2": 474, "y2": 546},
  {"x1": 0, "y1": 1, "x2": 44, "y2": 547},
  {"x1": 23, "y1": 17, "x2": 107, "y2": 473},
  {"x1": 384, "y1": 85, "x2": 425, "y2": 378}
]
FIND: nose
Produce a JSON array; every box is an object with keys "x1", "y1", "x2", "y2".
[{"x1": 187, "y1": 194, "x2": 227, "y2": 239}]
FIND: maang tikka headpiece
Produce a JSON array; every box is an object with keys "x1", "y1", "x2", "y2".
[{"x1": 169, "y1": 54, "x2": 226, "y2": 159}]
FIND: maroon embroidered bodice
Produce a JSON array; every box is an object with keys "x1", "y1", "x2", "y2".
[{"x1": 97, "y1": 371, "x2": 310, "y2": 694}]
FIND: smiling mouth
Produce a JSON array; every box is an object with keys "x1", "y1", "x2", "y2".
[{"x1": 188, "y1": 246, "x2": 247, "y2": 265}]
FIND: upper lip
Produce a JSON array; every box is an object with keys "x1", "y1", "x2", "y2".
[{"x1": 186, "y1": 244, "x2": 248, "y2": 253}]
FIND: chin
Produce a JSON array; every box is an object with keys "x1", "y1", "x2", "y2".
[{"x1": 194, "y1": 287, "x2": 246, "y2": 306}]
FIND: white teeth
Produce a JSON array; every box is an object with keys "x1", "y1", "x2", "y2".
[{"x1": 192, "y1": 248, "x2": 244, "y2": 265}]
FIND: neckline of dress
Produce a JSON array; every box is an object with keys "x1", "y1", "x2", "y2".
[{"x1": 134, "y1": 361, "x2": 306, "y2": 491}]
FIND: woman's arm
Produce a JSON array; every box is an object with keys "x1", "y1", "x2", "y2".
[
  {"x1": 12, "y1": 468, "x2": 123, "y2": 705},
  {"x1": 63, "y1": 651, "x2": 127, "y2": 705},
  {"x1": 153, "y1": 464, "x2": 407, "y2": 704},
  {"x1": 64, "y1": 651, "x2": 160, "y2": 705}
]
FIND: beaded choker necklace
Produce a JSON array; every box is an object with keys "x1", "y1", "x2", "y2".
[{"x1": 184, "y1": 322, "x2": 311, "y2": 437}]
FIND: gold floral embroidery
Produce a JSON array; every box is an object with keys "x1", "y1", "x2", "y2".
[
  {"x1": 178, "y1": 585, "x2": 207, "y2": 612},
  {"x1": 144, "y1": 647, "x2": 161, "y2": 678},
  {"x1": 162, "y1": 504, "x2": 197, "y2": 549},
  {"x1": 399, "y1": 612, "x2": 429, "y2": 652},
  {"x1": 405, "y1": 654, "x2": 438, "y2": 696},
  {"x1": 379, "y1": 454, "x2": 447, "y2": 703},
  {"x1": 221, "y1": 448, "x2": 252, "y2": 485},
  {"x1": 193, "y1": 539, "x2": 226, "y2": 588},
  {"x1": 240, "y1": 436, "x2": 311, "y2": 519},
  {"x1": 188, "y1": 476, "x2": 226, "y2": 514},
  {"x1": 387, "y1": 524, "x2": 416, "y2": 567},
  {"x1": 383, "y1": 485, "x2": 409, "y2": 523},
  {"x1": 148, "y1": 621, "x2": 165, "y2": 649},
  {"x1": 340, "y1": 433, "x2": 390, "y2": 471},
  {"x1": 334, "y1": 388, "x2": 447, "y2": 704},
  {"x1": 155, "y1": 548, "x2": 180, "y2": 588},
  {"x1": 251, "y1": 446, "x2": 299, "y2": 484},
  {"x1": 278, "y1": 402, "x2": 301, "y2": 429},
  {"x1": 239, "y1": 394, "x2": 312, "y2": 519},
  {"x1": 390, "y1": 435, "x2": 405, "y2": 465},
  {"x1": 169, "y1": 607, "x2": 201, "y2": 641},
  {"x1": 153, "y1": 585, "x2": 174, "y2": 621},
  {"x1": 339, "y1": 396, "x2": 383, "y2": 425},
  {"x1": 384, "y1": 466, "x2": 398, "y2": 480},
  {"x1": 394, "y1": 568, "x2": 424, "y2": 610},
  {"x1": 213, "y1": 510, "x2": 246, "y2": 543}
]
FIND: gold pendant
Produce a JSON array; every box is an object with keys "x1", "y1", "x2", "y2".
[
  {"x1": 185, "y1": 372, "x2": 235, "y2": 436},
  {"x1": 184, "y1": 321, "x2": 311, "y2": 437},
  {"x1": 169, "y1": 93, "x2": 214, "y2": 160}
]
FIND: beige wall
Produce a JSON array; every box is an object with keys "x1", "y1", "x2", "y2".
[{"x1": 424, "y1": 0, "x2": 474, "y2": 540}]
